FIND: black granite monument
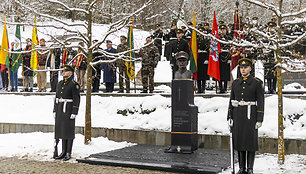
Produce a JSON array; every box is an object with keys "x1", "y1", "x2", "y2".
[{"x1": 165, "y1": 51, "x2": 198, "y2": 154}]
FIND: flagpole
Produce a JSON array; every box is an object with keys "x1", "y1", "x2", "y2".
[
  {"x1": 8, "y1": 67, "x2": 11, "y2": 91},
  {"x1": 22, "y1": 57, "x2": 25, "y2": 91}
]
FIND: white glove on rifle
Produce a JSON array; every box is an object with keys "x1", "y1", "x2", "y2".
[
  {"x1": 228, "y1": 119, "x2": 233, "y2": 130},
  {"x1": 70, "y1": 114, "x2": 77, "y2": 120},
  {"x1": 255, "y1": 122, "x2": 262, "y2": 129},
  {"x1": 53, "y1": 112, "x2": 56, "y2": 119}
]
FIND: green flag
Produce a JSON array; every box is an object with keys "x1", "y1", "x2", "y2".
[{"x1": 6, "y1": 23, "x2": 22, "y2": 72}]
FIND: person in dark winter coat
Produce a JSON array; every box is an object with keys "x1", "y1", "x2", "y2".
[
  {"x1": 22, "y1": 38, "x2": 33, "y2": 92},
  {"x1": 218, "y1": 24, "x2": 231, "y2": 93},
  {"x1": 197, "y1": 27, "x2": 210, "y2": 93},
  {"x1": 53, "y1": 65, "x2": 80, "y2": 161},
  {"x1": 227, "y1": 58, "x2": 264, "y2": 174},
  {"x1": 168, "y1": 29, "x2": 189, "y2": 79},
  {"x1": 101, "y1": 40, "x2": 117, "y2": 93}
]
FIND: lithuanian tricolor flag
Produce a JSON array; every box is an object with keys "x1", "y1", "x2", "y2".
[
  {"x1": 0, "y1": 13, "x2": 9, "y2": 65},
  {"x1": 189, "y1": 12, "x2": 198, "y2": 80},
  {"x1": 31, "y1": 16, "x2": 39, "y2": 70}
]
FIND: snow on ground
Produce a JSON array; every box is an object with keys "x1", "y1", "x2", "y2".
[
  {"x1": 0, "y1": 132, "x2": 305, "y2": 173},
  {"x1": 1, "y1": 94, "x2": 306, "y2": 139},
  {"x1": 221, "y1": 153, "x2": 306, "y2": 174},
  {"x1": 0, "y1": 132, "x2": 134, "y2": 162},
  {"x1": 284, "y1": 83, "x2": 305, "y2": 91}
]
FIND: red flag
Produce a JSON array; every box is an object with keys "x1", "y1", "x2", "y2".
[
  {"x1": 231, "y1": 7, "x2": 244, "y2": 72},
  {"x1": 207, "y1": 11, "x2": 221, "y2": 81}
]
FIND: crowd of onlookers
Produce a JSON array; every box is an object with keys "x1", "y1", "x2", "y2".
[{"x1": 0, "y1": 18, "x2": 305, "y2": 94}]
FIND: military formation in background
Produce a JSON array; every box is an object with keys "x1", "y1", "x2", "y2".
[{"x1": 0, "y1": 18, "x2": 305, "y2": 94}]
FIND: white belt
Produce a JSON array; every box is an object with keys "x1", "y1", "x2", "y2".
[
  {"x1": 56, "y1": 98, "x2": 73, "y2": 113},
  {"x1": 198, "y1": 50, "x2": 208, "y2": 53},
  {"x1": 231, "y1": 100, "x2": 257, "y2": 120}
]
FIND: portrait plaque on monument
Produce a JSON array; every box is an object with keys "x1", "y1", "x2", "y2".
[{"x1": 165, "y1": 51, "x2": 198, "y2": 154}]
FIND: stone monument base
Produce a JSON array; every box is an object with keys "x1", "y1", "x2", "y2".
[{"x1": 77, "y1": 144, "x2": 234, "y2": 174}]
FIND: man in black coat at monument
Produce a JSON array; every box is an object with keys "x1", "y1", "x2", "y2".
[
  {"x1": 197, "y1": 27, "x2": 210, "y2": 93},
  {"x1": 53, "y1": 65, "x2": 80, "y2": 161},
  {"x1": 219, "y1": 24, "x2": 231, "y2": 93},
  {"x1": 227, "y1": 58, "x2": 264, "y2": 174},
  {"x1": 168, "y1": 29, "x2": 189, "y2": 79}
]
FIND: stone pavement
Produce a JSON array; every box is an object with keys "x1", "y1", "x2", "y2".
[{"x1": 0, "y1": 157, "x2": 176, "y2": 174}]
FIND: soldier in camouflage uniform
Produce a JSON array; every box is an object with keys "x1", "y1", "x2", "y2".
[
  {"x1": 116, "y1": 35, "x2": 130, "y2": 93},
  {"x1": 139, "y1": 36, "x2": 160, "y2": 93}
]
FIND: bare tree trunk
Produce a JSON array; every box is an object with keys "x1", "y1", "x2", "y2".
[
  {"x1": 85, "y1": 0, "x2": 93, "y2": 144},
  {"x1": 276, "y1": 0, "x2": 285, "y2": 165}
]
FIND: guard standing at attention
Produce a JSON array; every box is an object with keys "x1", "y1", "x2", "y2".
[
  {"x1": 53, "y1": 65, "x2": 80, "y2": 161},
  {"x1": 227, "y1": 58, "x2": 264, "y2": 174}
]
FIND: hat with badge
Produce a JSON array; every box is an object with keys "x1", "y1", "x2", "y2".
[
  {"x1": 252, "y1": 17, "x2": 258, "y2": 20},
  {"x1": 120, "y1": 35, "x2": 127, "y2": 40},
  {"x1": 219, "y1": 24, "x2": 227, "y2": 30},
  {"x1": 176, "y1": 28, "x2": 184, "y2": 34},
  {"x1": 156, "y1": 24, "x2": 161, "y2": 27},
  {"x1": 106, "y1": 40, "x2": 112, "y2": 43},
  {"x1": 219, "y1": 21, "x2": 225, "y2": 25},
  {"x1": 268, "y1": 21, "x2": 276, "y2": 27},
  {"x1": 171, "y1": 22, "x2": 177, "y2": 27},
  {"x1": 187, "y1": 22, "x2": 192, "y2": 26},
  {"x1": 63, "y1": 64, "x2": 74, "y2": 72},
  {"x1": 175, "y1": 51, "x2": 189, "y2": 60},
  {"x1": 181, "y1": 26, "x2": 186, "y2": 29},
  {"x1": 203, "y1": 22, "x2": 209, "y2": 27},
  {"x1": 238, "y1": 58, "x2": 252, "y2": 67}
]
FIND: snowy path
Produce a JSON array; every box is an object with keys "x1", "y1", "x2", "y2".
[{"x1": 0, "y1": 133, "x2": 305, "y2": 173}]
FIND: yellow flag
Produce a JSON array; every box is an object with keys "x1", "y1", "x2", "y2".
[
  {"x1": 0, "y1": 13, "x2": 9, "y2": 65},
  {"x1": 31, "y1": 16, "x2": 39, "y2": 70}
]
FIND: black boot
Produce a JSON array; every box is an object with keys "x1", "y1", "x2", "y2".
[
  {"x1": 63, "y1": 140, "x2": 73, "y2": 161},
  {"x1": 141, "y1": 89, "x2": 148, "y2": 93},
  {"x1": 55, "y1": 139, "x2": 67, "y2": 160},
  {"x1": 247, "y1": 151, "x2": 256, "y2": 174},
  {"x1": 237, "y1": 151, "x2": 247, "y2": 174},
  {"x1": 197, "y1": 80, "x2": 203, "y2": 93},
  {"x1": 267, "y1": 79, "x2": 272, "y2": 94}
]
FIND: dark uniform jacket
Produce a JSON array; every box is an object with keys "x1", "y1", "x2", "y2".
[
  {"x1": 219, "y1": 33, "x2": 231, "y2": 81},
  {"x1": 22, "y1": 45, "x2": 33, "y2": 76},
  {"x1": 168, "y1": 38, "x2": 189, "y2": 72},
  {"x1": 228, "y1": 75, "x2": 264, "y2": 151},
  {"x1": 53, "y1": 77, "x2": 80, "y2": 140},
  {"x1": 197, "y1": 35, "x2": 210, "y2": 80}
]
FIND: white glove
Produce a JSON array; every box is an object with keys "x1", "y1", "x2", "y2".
[
  {"x1": 70, "y1": 114, "x2": 77, "y2": 119},
  {"x1": 228, "y1": 119, "x2": 233, "y2": 130},
  {"x1": 255, "y1": 122, "x2": 262, "y2": 129},
  {"x1": 231, "y1": 100, "x2": 239, "y2": 107},
  {"x1": 53, "y1": 112, "x2": 56, "y2": 119}
]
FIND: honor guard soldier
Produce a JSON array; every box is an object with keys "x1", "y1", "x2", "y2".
[
  {"x1": 203, "y1": 22, "x2": 211, "y2": 34},
  {"x1": 185, "y1": 22, "x2": 193, "y2": 40},
  {"x1": 227, "y1": 58, "x2": 264, "y2": 174},
  {"x1": 263, "y1": 21, "x2": 277, "y2": 94},
  {"x1": 53, "y1": 65, "x2": 80, "y2": 161},
  {"x1": 152, "y1": 24, "x2": 164, "y2": 57},
  {"x1": 197, "y1": 27, "x2": 210, "y2": 93},
  {"x1": 164, "y1": 23, "x2": 177, "y2": 61},
  {"x1": 219, "y1": 24, "x2": 231, "y2": 93},
  {"x1": 168, "y1": 29, "x2": 189, "y2": 79}
]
